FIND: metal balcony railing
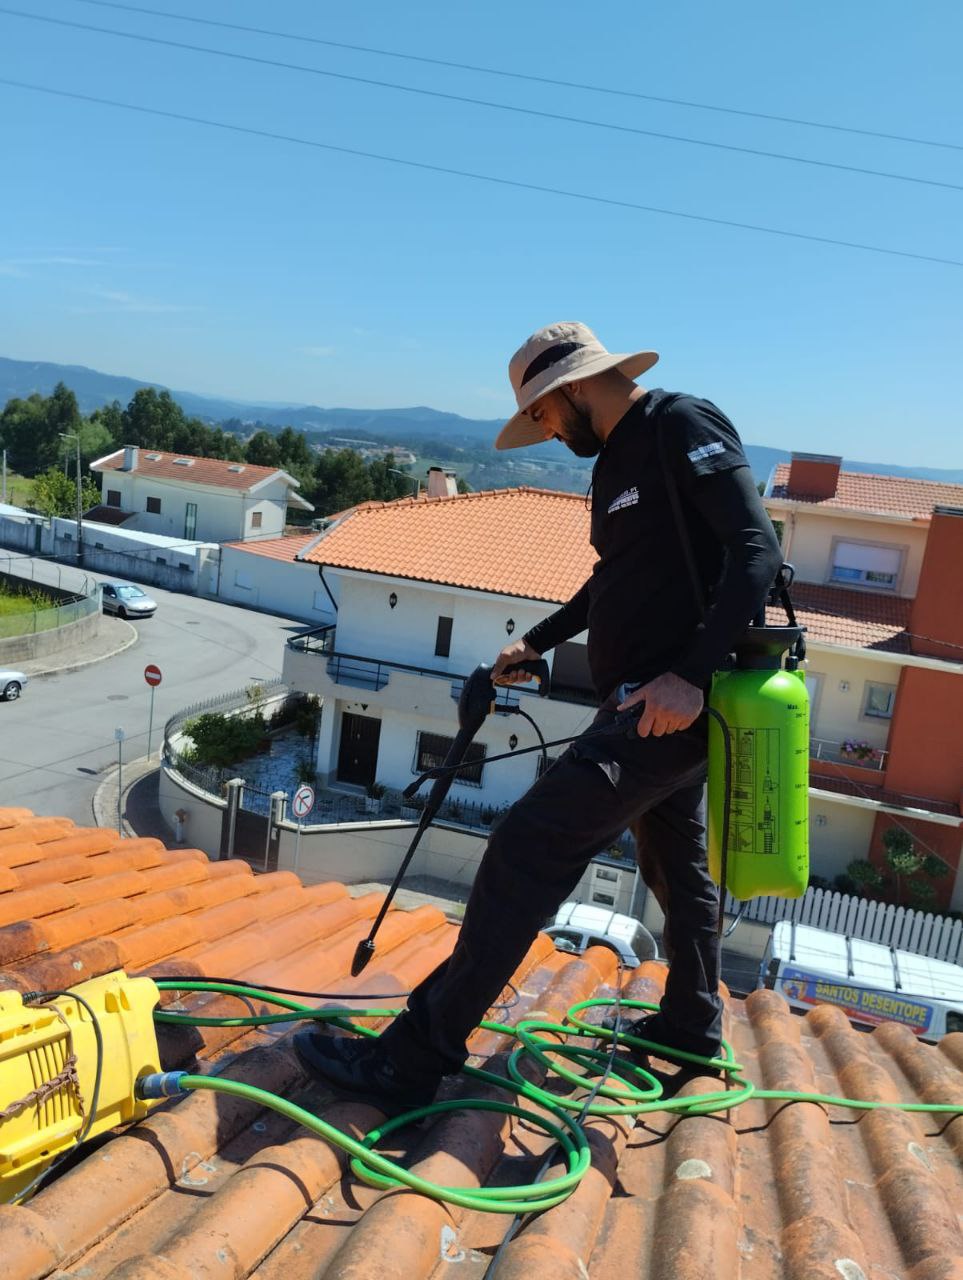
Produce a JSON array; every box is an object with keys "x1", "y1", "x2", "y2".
[{"x1": 287, "y1": 625, "x2": 597, "y2": 708}]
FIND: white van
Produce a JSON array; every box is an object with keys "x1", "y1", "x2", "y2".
[
  {"x1": 761, "y1": 920, "x2": 963, "y2": 1041},
  {"x1": 546, "y1": 902, "x2": 659, "y2": 969}
]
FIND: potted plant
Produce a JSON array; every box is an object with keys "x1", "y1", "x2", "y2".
[
  {"x1": 840, "y1": 739, "x2": 880, "y2": 765},
  {"x1": 365, "y1": 781, "x2": 386, "y2": 814}
]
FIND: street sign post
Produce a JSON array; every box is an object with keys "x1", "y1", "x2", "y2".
[
  {"x1": 292, "y1": 784, "x2": 315, "y2": 874},
  {"x1": 114, "y1": 727, "x2": 125, "y2": 838},
  {"x1": 144, "y1": 664, "x2": 162, "y2": 758}
]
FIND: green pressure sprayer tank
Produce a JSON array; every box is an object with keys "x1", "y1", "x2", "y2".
[{"x1": 707, "y1": 623, "x2": 810, "y2": 900}]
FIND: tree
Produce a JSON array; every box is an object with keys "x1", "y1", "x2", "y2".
[
  {"x1": 311, "y1": 449, "x2": 374, "y2": 515},
  {"x1": 122, "y1": 387, "x2": 187, "y2": 449},
  {"x1": 89, "y1": 399, "x2": 124, "y2": 446},
  {"x1": 31, "y1": 466, "x2": 100, "y2": 518},
  {"x1": 245, "y1": 430, "x2": 281, "y2": 468},
  {"x1": 1, "y1": 393, "x2": 54, "y2": 475},
  {"x1": 882, "y1": 828, "x2": 920, "y2": 905}
]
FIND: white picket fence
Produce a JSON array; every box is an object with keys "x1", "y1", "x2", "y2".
[{"x1": 725, "y1": 886, "x2": 963, "y2": 966}]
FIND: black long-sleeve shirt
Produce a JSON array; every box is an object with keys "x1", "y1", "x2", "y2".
[{"x1": 524, "y1": 390, "x2": 783, "y2": 699}]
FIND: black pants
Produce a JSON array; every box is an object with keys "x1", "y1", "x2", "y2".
[{"x1": 379, "y1": 696, "x2": 723, "y2": 1078}]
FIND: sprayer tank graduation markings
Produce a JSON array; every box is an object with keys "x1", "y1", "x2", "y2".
[{"x1": 730, "y1": 727, "x2": 781, "y2": 857}]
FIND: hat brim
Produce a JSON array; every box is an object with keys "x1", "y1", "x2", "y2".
[{"x1": 494, "y1": 349, "x2": 659, "y2": 450}]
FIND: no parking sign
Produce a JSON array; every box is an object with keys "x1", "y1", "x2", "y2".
[{"x1": 292, "y1": 784, "x2": 315, "y2": 820}]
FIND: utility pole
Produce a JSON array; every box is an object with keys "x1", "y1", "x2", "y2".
[
  {"x1": 1, "y1": 449, "x2": 7, "y2": 504},
  {"x1": 59, "y1": 432, "x2": 84, "y2": 565}
]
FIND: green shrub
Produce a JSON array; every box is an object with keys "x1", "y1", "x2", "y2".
[
  {"x1": 295, "y1": 756, "x2": 316, "y2": 784},
  {"x1": 182, "y1": 710, "x2": 266, "y2": 767}
]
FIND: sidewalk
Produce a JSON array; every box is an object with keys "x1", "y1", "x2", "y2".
[{"x1": 16, "y1": 614, "x2": 137, "y2": 678}]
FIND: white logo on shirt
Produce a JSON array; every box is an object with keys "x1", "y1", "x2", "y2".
[
  {"x1": 687, "y1": 441, "x2": 726, "y2": 463},
  {"x1": 607, "y1": 486, "x2": 639, "y2": 514}
]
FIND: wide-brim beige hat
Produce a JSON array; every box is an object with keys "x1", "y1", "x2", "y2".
[{"x1": 495, "y1": 321, "x2": 659, "y2": 451}]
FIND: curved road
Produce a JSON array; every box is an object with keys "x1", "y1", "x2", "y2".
[{"x1": 0, "y1": 561, "x2": 305, "y2": 828}]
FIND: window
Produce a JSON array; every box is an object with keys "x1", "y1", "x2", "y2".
[
  {"x1": 830, "y1": 539, "x2": 902, "y2": 590},
  {"x1": 862, "y1": 681, "x2": 896, "y2": 719},
  {"x1": 435, "y1": 615, "x2": 453, "y2": 658},
  {"x1": 415, "y1": 731, "x2": 485, "y2": 785},
  {"x1": 591, "y1": 892, "x2": 616, "y2": 907},
  {"x1": 251, "y1": 511, "x2": 263, "y2": 529},
  {"x1": 106, "y1": 489, "x2": 121, "y2": 508},
  {"x1": 594, "y1": 866, "x2": 620, "y2": 883},
  {"x1": 184, "y1": 501, "x2": 197, "y2": 540},
  {"x1": 146, "y1": 496, "x2": 161, "y2": 514}
]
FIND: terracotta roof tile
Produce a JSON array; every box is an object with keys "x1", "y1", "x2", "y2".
[
  {"x1": 765, "y1": 581, "x2": 919, "y2": 654},
  {"x1": 769, "y1": 463, "x2": 963, "y2": 519},
  {"x1": 300, "y1": 487, "x2": 594, "y2": 603},
  {"x1": 1, "y1": 808, "x2": 962, "y2": 1279},
  {"x1": 221, "y1": 532, "x2": 320, "y2": 561},
  {"x1": 93, "y1": 449, "x2": 289, "y2": 492}
]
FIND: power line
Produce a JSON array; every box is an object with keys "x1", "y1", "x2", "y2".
[
  {"x1": 3, "y1": 7, "x2": 960, "y2": 194},
  {"x1": 1, "y1": 77, "x2": 960, "y2": 270},
  {"x1": 69, "y1": 0, "x2": 963, "y2": 155}
]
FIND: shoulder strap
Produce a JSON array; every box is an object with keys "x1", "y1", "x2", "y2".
[{"x1": 653, "y1": 394, "x2": 707, "y2": 622}]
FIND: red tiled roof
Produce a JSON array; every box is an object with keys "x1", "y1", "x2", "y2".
[
  {"x1": 222, "y1": 532, "x2": 320, "y2": 562},
  {"x1": 300, "y1": 488, "x2": 594, "y2": 603},
  {"x1": 766, "y1": 581, "x2": 918, "y2": 655},
  {"x1": 769, "y1": 463, "x2": 963, "y2": 519},
  {"x1": 93, "y1": 449, "x2": 291, "y2": 492},
  {"x1": 2, "y1": 808, "x2": 963, "y2": 1278}
]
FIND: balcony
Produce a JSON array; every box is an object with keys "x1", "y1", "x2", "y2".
[
  {"x1": 286, "y1": 625, "x2": 597, "y2": 708},
  {"x1": 810, "y1": 736, "x2": 888, "y2": 772}
]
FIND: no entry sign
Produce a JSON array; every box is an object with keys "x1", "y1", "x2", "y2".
[
  {"x1": 293, "y1": 784, "x2": 315, "y2": 819},
  {"x1": 144, "y1": 664, "x2": 162, "y2": 687}
]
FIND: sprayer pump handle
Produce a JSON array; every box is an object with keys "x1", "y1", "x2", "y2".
[{"x1": 500, "y1": 658, "x2": 551, "y2": 695}]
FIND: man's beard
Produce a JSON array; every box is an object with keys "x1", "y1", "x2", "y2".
[{"x1": 560, "y1": 400, "x2": 601, "y2": 457}]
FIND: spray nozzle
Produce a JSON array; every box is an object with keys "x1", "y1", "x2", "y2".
[{"x1": 351, "y1": 939, "x2": 376, "y2": 977}]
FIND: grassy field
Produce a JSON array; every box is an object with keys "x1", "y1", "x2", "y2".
[
  {"x1": 0, "y1": 581, "x2": 61, "y2": 638},
  {"x1": 1, "y1": 469, "x2": 33, "y2": 508}
]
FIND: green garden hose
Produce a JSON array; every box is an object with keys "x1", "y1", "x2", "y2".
[{"x1": 141, "y1": 979, "x2": 963, "y2": 1216}]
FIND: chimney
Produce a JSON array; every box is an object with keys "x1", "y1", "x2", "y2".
[
  {"x1": 121, "y1": 445, "x2": 139, "y2": 472},
  {"x1": 426, "y1": 466, "x2": 458, "y2": 499},
  {"x1": 786, "y1": 452, "x2": 842, "y2": 500},
  {"x1": 909, "y1": 505, "x2": 963, "y2": 660}
]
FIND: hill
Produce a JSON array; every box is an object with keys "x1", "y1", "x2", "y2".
[{"x1": 2, "y1": 355, "x2": 960, "y2": 487}]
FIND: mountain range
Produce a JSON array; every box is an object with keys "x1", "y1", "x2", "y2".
[{"x1": 2, "y1": 355, "x2": 961, "y2": 486}]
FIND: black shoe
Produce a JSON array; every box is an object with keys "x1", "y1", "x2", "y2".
[
  {"x1": 293, "y1": 1030, "x2": 442, "y2": 1116},
  {"x1": 599, "y1": 1011, "x2": 722, "y2": 1075}
]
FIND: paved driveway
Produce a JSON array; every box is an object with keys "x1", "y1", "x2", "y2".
[{"x1": 0, "y1": 558, "x2": 305, "y2": 827}]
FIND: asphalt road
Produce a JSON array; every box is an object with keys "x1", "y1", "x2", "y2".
[{"x1": 0, "y1": 558, "x2": 305, "y2": 827}]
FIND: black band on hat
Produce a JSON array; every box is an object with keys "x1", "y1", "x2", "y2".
[{"x1": 520, "y1": 341, "x2": 585, "y2": 388}]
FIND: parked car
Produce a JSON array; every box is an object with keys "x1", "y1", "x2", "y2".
[
  {"x1": 100, "y1": 581, "x2": 158, "y2": 619},
  {"x1": 545, "y1": 902, "x2": 659, "y2": 968},
  {"x1": 0, "y1": 670, "x2": 28, "y2": 701}
]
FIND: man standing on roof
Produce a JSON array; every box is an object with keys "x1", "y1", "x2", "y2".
[{"x1": 295, "y1": 321, "x2": 783, "y2": 1110}]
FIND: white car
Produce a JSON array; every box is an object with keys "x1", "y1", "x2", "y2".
[
  {"x1": 0, "y1": 670, "x2": 28, "y2": 701},
  {"x1": 545, "y1": 902, "x2": 658, "y2": 968},
  {"x1": 100, "y1": 581, "x2": 158, "y2": 619}
]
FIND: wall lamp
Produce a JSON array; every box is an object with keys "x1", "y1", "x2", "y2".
[
  {"x1": 508, "y1": 734, "x2": 518, "y2": 751},
  {"x1": 388, "y1": 592, "x2": 398, "y2": 609},
  {"x1": 505, "y1": 618, "x2": 515, "y2": 635}
]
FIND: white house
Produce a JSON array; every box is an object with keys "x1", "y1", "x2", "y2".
[
  {"x1": 281, "y1": 484, "x2": 598, "y2": 805},
  {"x1": 90, "y1": 445, "x2": 313, "y2": 543},
  {"x1": 219, "y1": 531, "x2": 337, "y2": 623}
]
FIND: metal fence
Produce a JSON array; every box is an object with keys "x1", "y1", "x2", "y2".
[
  {"x1": 0, "y1": 563, "x2": 101, "y2": 640},
  {"x1": 725, "y1": 885, "x2": 963, "y2": 965}
]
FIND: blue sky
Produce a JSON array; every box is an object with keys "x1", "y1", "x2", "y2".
[{"x1": 1, "y1": 1, "x2": 960, "y2": 465}]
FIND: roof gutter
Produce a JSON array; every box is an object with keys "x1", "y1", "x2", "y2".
[
  {"x1": 805, "y1": 638, "x2": 962, "y2": 673},
  {"x1": 317, "y1": 565, "x2": 338, "y2": 614},
  {"x1": 764, "y1": 497, "x2": 928, "y2": 526}
]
